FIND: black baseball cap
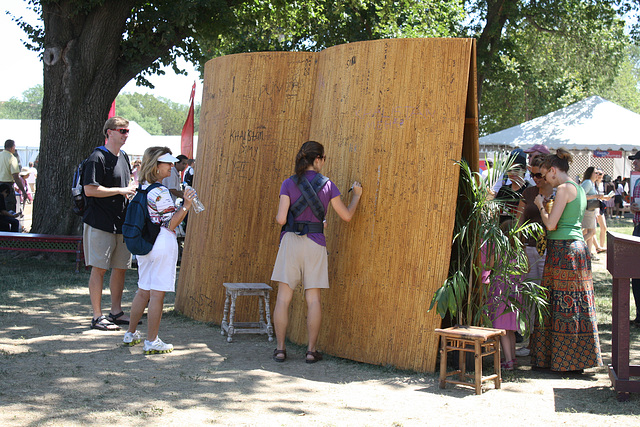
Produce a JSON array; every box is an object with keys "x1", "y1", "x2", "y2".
[{"x1": 628, "y1": 152, "x2": 640, "y2": 160}]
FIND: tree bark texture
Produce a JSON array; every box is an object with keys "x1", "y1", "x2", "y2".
[
  {"x1": 33, "y1": 1, "x2": 147, "y2": 235},
  {"x1": 475, "y1": 0, "x2": 514, "y2": 105}
]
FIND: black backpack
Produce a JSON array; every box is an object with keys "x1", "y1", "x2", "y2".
[
  {"x1": 122, "y1": 183, "x2": 162, "y2": 255},
  {"x1": 72, "y1": 146, "x2": 130, "y2": 216}
]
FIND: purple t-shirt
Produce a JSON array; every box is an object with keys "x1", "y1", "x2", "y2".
[{"x1": 279, "y1": 170, "x2": 341, "y2": 247}]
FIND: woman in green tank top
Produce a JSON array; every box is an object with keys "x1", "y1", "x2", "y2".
[{"x1": 529, "y1": 148, "x2": 602, "y2": 372}]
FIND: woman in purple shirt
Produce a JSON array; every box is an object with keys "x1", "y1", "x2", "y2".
[{"x1": 271, "y1": 141, "x2": 362, "y2": 363}]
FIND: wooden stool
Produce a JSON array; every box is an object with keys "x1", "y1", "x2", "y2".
[
  {"x1": 434, "y1": 326, "x2": 505, "y2": 395},
  {"x1": 221, "y1": 283, "x2": 274, "y2": 343}
]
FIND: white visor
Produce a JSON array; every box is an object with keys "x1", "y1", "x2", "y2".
[{"x1": 158, "y1": 153, "x2": 179, "y2": 164}]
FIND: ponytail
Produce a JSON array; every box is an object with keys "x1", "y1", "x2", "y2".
[{"x1": 540, "y1": 148, "x2": 572, "y2": 172}]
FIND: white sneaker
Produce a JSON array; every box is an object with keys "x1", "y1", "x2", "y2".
[
  {"x1": 143, "y1": 337, "x2": 173, "y2": 354},
  {"x1": 515, "y1": 347, "x2": 531, "y2": 357},
  {"x1": 123, "y1": 330, "x2": 142, "y2": 346}
]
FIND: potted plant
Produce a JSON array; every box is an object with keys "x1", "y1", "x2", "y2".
[{"x1": 430, "y1": 154, "x2": 548, "y2": 332}]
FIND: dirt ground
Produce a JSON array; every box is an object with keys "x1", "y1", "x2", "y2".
[{"x1": 1, "y1": 251, "x2": 640, "y2": 425}]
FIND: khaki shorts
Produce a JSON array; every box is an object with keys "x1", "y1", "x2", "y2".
[
  {"x1": 271, "y1": 232, "x2": 329, "y2": 290},
  {"x1": 83, "y1": 224, "x2": 132, "y2": 270}
]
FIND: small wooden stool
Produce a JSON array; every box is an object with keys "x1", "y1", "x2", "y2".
[
  {"x1": 221, "y1": 283, "x2": 274, "y2": 343},
  {"x1": 434, "y1": 326, "x2": 505, "y2": 395}
]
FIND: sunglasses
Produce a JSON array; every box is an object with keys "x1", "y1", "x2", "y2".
[
  {"x1": 596, "y1": 172, "x2": 603, "y2": 175},
  {"x1": 111, "y1": 128, "x2": 130, "y2": 135},
  {"x1": 532, "y1": 173, "x2": 545, "y2": 179}
]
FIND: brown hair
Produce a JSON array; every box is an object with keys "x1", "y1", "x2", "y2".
[
  {"x1": 294, "y1": 141, "x2": 324, "y2": 178},
  {"x1": 540, "y1": 148, "x2": 572, "y2": 173},
  {"x1": 103, "y1": 116, "x2": 129, "y2": 137},
  {"x1": 139, "y1": 146, "x2": 172, "y2": 184}
]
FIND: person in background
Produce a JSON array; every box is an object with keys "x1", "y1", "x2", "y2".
[
  {"x1": 271, "y1": 141, "x2": 362, "y2": 363},
  {"x1": 580, "y1": 167, "x2": 604, "y2": 260},
  {"x1": 131, "y1": 159, "x2": 142, "y2": 185},
  {"x1": 628, "y1": 152, "x2": 640, "y2": 326},
  {"x1": 0, "y1": 139, "x2": 27, "y2": 213},
  {"x1": 183, "y1": 159, "x2": 195, "y2": 187},
  {"x1": 0, "y1": 183, "x2": 20, "y2": 232},
  {"x1": 593, "y1": 169, "x2": 612, "y2": 252},
  {"x1": 532, "y1": 149, "x2": 602, "y2": 372},
  {"x1": 613, "y1": 176, "x2": 625, "y2": 219},
  {"x1": 495, "y1": 155, "x2": 528, "y2": 224},
  {"x1": 523, "y1": 144, "x2": 550, "y2": 186},
  {"x1": 162, "y1": 154, "x2": 189, "y2": 204},
  {"x1": 123, "y1": 147, "x2": 196, "y2": 354},
  {"x1": 486, "y1": 219, "x2": 521, "y2": 371},
  {"x1": 26, "y1": 162, "x2": 37, "y2": 193}
]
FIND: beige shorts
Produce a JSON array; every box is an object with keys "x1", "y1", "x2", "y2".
[
  {"x1": 271, "y1": 232, "x2": 329, "y2": 290},
  {"x1": 83, "y1": 224, "x2": 132, "y2": 270}
]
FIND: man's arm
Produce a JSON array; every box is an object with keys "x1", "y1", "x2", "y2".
[{"x1": 84, "y1": 183, "x2": 137, "y2": 198}]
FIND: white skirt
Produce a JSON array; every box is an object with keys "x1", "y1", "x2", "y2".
[{"x1": 136, "y1": 227, "x2": 178, "y2": 292}]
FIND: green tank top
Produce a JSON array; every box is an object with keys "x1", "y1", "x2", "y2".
[{"x1": 548, "y1": 180, "x2": 586, "y2": 241}]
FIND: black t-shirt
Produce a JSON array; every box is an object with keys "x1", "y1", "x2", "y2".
[{"x1": 82, "y1": 147, "x2": 131, "y2": 233}]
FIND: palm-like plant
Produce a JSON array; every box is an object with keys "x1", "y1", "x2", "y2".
[{"x1": 430, "y1": 154, "x2": 548, "y2": 332}]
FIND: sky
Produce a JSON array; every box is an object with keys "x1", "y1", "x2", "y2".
[{"x1": 1, "y1": 0, "x2": 204, "y2": 105}]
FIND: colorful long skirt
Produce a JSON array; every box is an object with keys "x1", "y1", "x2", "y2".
[{"x1": 530, "y1": 239, "x2": 603, "y2": 371}]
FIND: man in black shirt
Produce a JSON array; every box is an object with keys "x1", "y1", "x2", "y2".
[{"x1": 83, "y1": 116, "x2": 137, "y2": 331}]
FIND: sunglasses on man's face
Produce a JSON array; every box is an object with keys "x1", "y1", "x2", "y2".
[
  {"x1": 531, "y1": 173, "x2": 545, "y2": 179},
  {"x1": 112, "y1": 128, "x2": 129, "y2": 135}
]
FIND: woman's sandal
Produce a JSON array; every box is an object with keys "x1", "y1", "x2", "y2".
[
  {"x1": 305, "y1": 350, "x2": 323, "y2": 364},
  {"x1": 91, "y1": 315, "x2": 120, "y2": 331},
  {"x1": 108, "y1": 311, "x2": 142, "y2": 325},
  {"x1": 273, "y1": 349, "x2": 287, "y2": 362}
]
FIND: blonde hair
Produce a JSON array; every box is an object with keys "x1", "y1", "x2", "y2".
[
  {"x1": 103, "y1": 116, "x2": 130, "y2": 137},
  {"x1": 139, "y1": 146, "x2": 172, "y2": 184}
]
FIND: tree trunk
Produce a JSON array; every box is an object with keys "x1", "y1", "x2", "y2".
[
  {"x1": 476, "y1": 0, "x2": 514, "y2": 105},
  {"x1": 32, "y1": 1, "x2": 138, "y2": 235}
]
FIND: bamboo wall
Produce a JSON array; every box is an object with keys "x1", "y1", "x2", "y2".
[{"x1": 176, "y1": 38, "x2": 479, "y2": 372}]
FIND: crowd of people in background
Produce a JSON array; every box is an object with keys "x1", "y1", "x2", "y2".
[{"x1": 484, "y1": 144, "x2": 629, "y2": 373}]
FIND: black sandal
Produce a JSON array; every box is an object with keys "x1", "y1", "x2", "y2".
[
  {"x1": 108, "y1": 311, "x2": 141, "y2": 325},
  {"x1": 91, "y1": 315, "x2": 120, "y2": 331},
  {"x1": 273, "y1": 349, "x2": 287, "y2": 362},
  {"x1": 305, "y1": 350, "x2": 323, "y2": 364}
]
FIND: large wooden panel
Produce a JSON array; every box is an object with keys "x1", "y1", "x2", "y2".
[{"x1": 176, "y1": 38, "x2": 478, "y2": 372}]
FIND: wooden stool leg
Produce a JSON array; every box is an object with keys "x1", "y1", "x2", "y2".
[
  {"x1": 459, "y1": 341, "x2": 466, "y2": 382},
  {"x1": 493, "y1": 336, "x2": 502, "y2": 389},
  {"x1": 439, "y1": 336, "x2": 447, "y2": 389},
  {"x1": 227, "y1": 292, "x2": 237, "y2": 342},
  {"x1": 474, "y1": 340, "x2": 482, "y2": 395},
  {"x1": 221, "y1": 290, "x2": 230, "y2": 336},
  {"x1": 263, "y1": 291, "x2": 274, "y2": 341}
]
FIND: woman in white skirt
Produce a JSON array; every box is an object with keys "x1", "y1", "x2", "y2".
[{"x1": 123, "y1": 147, "x2": 195, "y2": 354}]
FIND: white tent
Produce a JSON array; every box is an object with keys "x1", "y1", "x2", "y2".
[
  {"x1": 0, "y1": 119, "x2": 198, "y2": 161},
  {"x1": 479, "y1": 96, "x2": 640, "y2": 151},
  {"x1": 479, "y1": 96, "x2": 640, "y2": 178}
]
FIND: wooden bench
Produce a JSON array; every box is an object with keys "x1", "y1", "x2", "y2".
[
  {"x1": 0, "y1": 232, "x2": 85, "y2": 272},
  {"x1": 435, "y1": 326, "x2": 505, "y2": 395}
]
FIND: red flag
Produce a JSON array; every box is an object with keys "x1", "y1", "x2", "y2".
[
  {"x1": 105, "y1": 100, "x2": 116, "y2": 144},
  {"x1": 108, "y1": 100, "x2": 116, "y2": 118},
  {"x1": 181, "y1": 82, "x2": 196, "y2": 159}
]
